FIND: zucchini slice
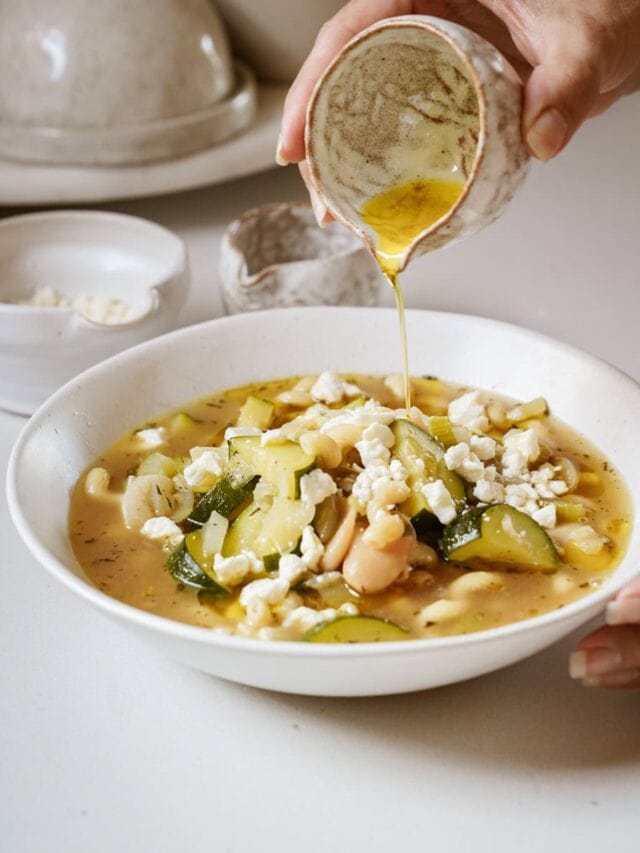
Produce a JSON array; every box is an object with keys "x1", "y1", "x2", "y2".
[
  {"x1": 392, "y1": 419, "x2": 466, "y2": 529},
  {"x1": 222, "y1": 497, "x2": 314, "y2": 568},
  {"x1": 236, "y1": 395, "x2": 275, "y2": 431},
  {"x1": 441, "y1": 504, "x2": 560, "y2": 572},
  {"x1": 229, "y1": 436, "x2": 314, "y2": 499},
  {"x1": 187, "y1": 469, "x2": 258, "y2": 526},
  {"x1": 137, "y1": 452, "x2": 181, "y2": 478},
  {"x1": 166, "y1": 540, "x2": 227, "y2": 594},
  {"x1": 305, "y1": 616, "x2": 410, "y2": 643}
]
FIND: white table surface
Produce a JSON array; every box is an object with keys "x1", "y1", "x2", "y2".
[{"x1": 2, "y1": 96, "x2": 639, "y2": 853}]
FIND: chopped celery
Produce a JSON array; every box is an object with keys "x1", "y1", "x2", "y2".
[{"x1": 236, "y1": 395, "x2": 275, "y2": 431}]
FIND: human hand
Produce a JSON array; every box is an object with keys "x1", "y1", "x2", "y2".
[
  {"x1": 569, "y1": 577, "x2": 640, "y2": 688},
  {"x1": 277, "y1": 0, "x2": 640, "y2": 222}
]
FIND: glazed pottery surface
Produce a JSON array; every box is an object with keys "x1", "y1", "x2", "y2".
[{"x1": 306, "y1": 15, "x2": 529, "y2": 271}]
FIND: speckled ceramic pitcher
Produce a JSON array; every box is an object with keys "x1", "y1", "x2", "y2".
[{"x1": 306, "y1": 15, "x2": 529, "y2": 271}]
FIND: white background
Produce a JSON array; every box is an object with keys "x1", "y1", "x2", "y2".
[{"x1": 1, "y1": 96, "x2": 639, "y2": 852}]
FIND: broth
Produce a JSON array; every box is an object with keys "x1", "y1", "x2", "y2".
[{"x1": 69, "y1": 375, "x2": 632, "y2": 640}]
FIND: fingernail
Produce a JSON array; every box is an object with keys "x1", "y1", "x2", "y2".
[
  {"x1": 606, "y1": 597, "x2": 640, "y2": 625},
  {"x1": 569, "y1": 647, "x2": 622, "y2": 679},
  {"x1": 275, "y1": 135, "x2": 289, "y2": 167},
  {"x1": 569, "y1": 650, "x2": 587, "y2": 679},
  {"x1": 581, "y1": 677, "x2": 601, "y2": 688},
  {"x1": 526, "y1": 107, "x2": 569, "y2": 161},
  {"x1": 310, "y1": 190, "x2": 329, "y2": 229}
]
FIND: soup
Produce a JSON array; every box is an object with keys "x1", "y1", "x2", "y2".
[{"x1": 69, "y1": 373, "x2": 632, "y2": 642}]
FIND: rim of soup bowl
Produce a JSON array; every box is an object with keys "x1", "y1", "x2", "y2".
[{"x1": 6, "y1": 307, "x2": 639, "y2": 658}]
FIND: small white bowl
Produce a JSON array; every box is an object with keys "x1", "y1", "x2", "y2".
[
  {"x1": 6, "y1": 308, "x2": 639, "y2": 696},
  {"x1": 0, "y1": 210, "x2": 189, "y2": 415}
]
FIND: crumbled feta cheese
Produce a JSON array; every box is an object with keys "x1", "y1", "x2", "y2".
[
  {"x1": 422, "y1": 480, "x2": 457, "y2": 524},
  {"x1": 448, "y1": 391, "x2": 489, "y2": 433},
  {"x1": 351, "y1": 459, "x2": 410, "y2": 507},
  {"x1": 224, "y1": 426, "x2": 262, "y2": 441},
  {"x1": 279, "y1": 404, "x2": 330, "y2": 440},
  {"x1": 299, "y1": 525, "x2": 324, "y2": 571},
  {"x1": 299, "y1": 469, "x2": 337, "y2": 505},
  {"x1": 406, "y1": 406, "x2": 433, "y2": 433},
  {"x1": 240, "y1": 577, "x2": 289, "y2": 608},
  {"x1": 356, "y1": 436, "x2": 391, "y2": 467},
  {"x1": 469, "y1": 435, "x2": 496, "y2": 461},
  {"x1": 18, "y1": 285, "x2": 139, "y2": 324},
  {"x1": 213, "y1": 550, "x2": 263, "y2": 586},
  {"x1": 531, "y1": 503, "x2": 557, "y2": 529},
  {"x1": 319, "y1": 399, "x2": 396, "y2": 431},
  {"x1": 260, "y1": 428, "x2": 288, "y2": 446},
  {"x1": 183, "y1": 446, "x2": 227, "y2": 489},
  {"x1": 214, "y1": 553, "x2": 252, "y2": 586},
  {"x1": 141, "y1": 516, "x2": 184, "y2": 547},
  {"x1": 501, "y1": 428, "x2": 540, "y2": 479},
  {"x1": 362, "y1": 422, "x2": 395, "y2": 447},
  {"x1": 282, "y1": 606, "x2": 339, "y2": 632},
  {"x1": 354, "y1": 422, "x2": 395, "y2": 467},
  {"x1": 303, "y1": 571, "x2": 343, "y2": 590},
  {"x1": 444, "y1": 442, "x2": 485, "y2": 483},
  {"x1": 136, "y1": 427, "x2": 166, "y2": 449},
  {"x1": 282, "y1": 602, "x2": 359, "y2": 633},
  {"x1": 504, "y1": 482, "x2": 539, "y2": 515},
  {"x1": 473, "y1": 478, "x2": 505, "y2": 504},
  {"x1": 310, "y1": 371, "x2": 362, "y2": 404},
  {"x1": 278, "y1": 554, "x2": 307, "y2": 585},
  {"x1": 530, "y1": 466, "x2": 568, "y2": 499},
  {"x1": 278, "y1": 591, "x2": 304, "y2": 619}
]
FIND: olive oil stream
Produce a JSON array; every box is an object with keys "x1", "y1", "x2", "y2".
[{"x1": 360, "y1": 178, "x2": 464, "y2": 409}]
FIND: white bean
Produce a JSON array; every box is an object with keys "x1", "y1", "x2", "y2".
[
  {"x1": 343, "y1": 526, "x2": 414, "y2": 594},
  {"x1": 320, "y1": 505, "x2": 357, "y2": 571},
  {"x1": 300, "y1": 431, "x2": 342, "y2": 469},
  {"x1": 363, "y1": 512, "x2": 404, "y2": 549}
]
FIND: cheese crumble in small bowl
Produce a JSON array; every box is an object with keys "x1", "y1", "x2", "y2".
[{"x1": 0, "y1": 210, "x2": 189, "y2": 415}]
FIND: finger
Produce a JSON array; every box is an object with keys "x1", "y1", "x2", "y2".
[
  {"x1": 606, "y1": 575, "x2": 640, "y2": 625},
  {"x1": 583, "y1": 668, "x2": 640, "y2": 690},
  {"x1": 298, "y1": 160, "x2": 333, "y2": 228},
  {"x1": 521, "y1": 18, "x2": 604, "y2": 160},
  {"x1": 569, "y1": 625, "x2": 640, "y2": 682},
  {"x1": 277, "y1": 0, "x2": 412, "y2": 164}
]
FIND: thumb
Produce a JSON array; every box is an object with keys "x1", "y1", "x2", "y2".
[{"x1": 523, "y1": 28, "x2": 602, "y2": 160}]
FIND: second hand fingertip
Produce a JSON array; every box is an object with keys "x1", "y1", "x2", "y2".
[
  {"x1": 606, "y1": 601, "x2": 622, "y2": 625},
  {"x1": 606, "y1": 597, "x2": 640, "y2": 625},
  {"x1": 568, "y1": 650, "x2": 587, "y2": 679}
]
